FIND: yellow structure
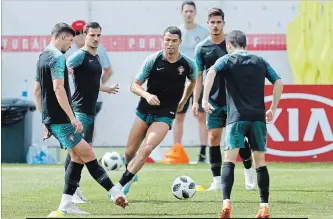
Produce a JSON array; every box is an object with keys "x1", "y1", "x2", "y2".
[
  {"x1": 315, "y1": 1, "x2": 333, "y2": 84},
  {"x1": 287, "y1": 0, "x2": 332, "y2": 84}
]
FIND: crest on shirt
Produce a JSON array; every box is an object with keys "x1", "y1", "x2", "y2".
[
  {"x1": 69, "y1": 134, "x2": 75, "y2": 142},
  {"x1": 178, "y1": 66, "x2": 185, "y2": 75},
  {"x1": 195, "y1": 37, "x2": 201, "y2": 43}
]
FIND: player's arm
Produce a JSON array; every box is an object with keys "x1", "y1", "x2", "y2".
[
  {"x1": 52, "y1": 55, "x2": 76, "y2": 121},
  {"x1": 130, "y1": 55, "x2": 160, "y2": 105},
  {"x1": 202, "y1": 54, "x2": 229, "y2": 113},
  {"x1": 102, "y1": 67, "x2": 113, "y2": 84},
  {"x1": 66, "y1": 51, "x2": 85, "y2": 75},
  {"x1": 33, "y1": 71, "x2": 42, "y2": 113},
  {"x1": 100, "y1": 83, "x2": 119, "y2": 94},
  {"x1": 66, "y1": 51, "x2": 85, "y2": 95},
  {"x1": 192, "y1": 44, "x2": 204, "y2": 114},
  {"x1": 97, "y1": 45, "x2": 113, "y2": 84},
  {"x1": 264, "y1": 59, "x2": 284, "y2": 122},
  {"x1": 178, "y1": 60, "x2": 198, "y2": 112}
]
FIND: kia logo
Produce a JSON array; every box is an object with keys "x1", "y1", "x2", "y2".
[{"x1": 265, "y1": 93, "x2": 333, "y2": 157}]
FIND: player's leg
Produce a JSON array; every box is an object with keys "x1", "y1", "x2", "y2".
[
  {"x1": 57, "y1": 149, "x2": 89, "y2": 214},
  {"x1": 50, "y1": 123, "x2": 128, "y2": 209},
  {"x1": 239, "y1": 139, "x2": 256, "y2": 190},
  {"x1": 117, "y1": 120, "x2": 170, "y2": 190},
  {"x1": 173, "y1": 96, "x2": 190, "y2": 144},
  {"x1": 206, "y1": 102, "x2": 224, "y2": 191},
  {"x1": 196, "y1": 91, "x2": 208, "y2": 163},
  {"x1": 71, "y1": 138, "x2": 128, "y2": 208},
  {"x1": 247, "y1": 121, "x2": 270, "y2": 218},
  {"x1": 125, "y1": 111, "x2": 149, "y2": 169},
  {"x1": 48, "y1": 124, "x2": 88, "y2": 215},
  {"x1": 71, "y1": 112, "x2": 95, "y2": 203},
  {"x1": 120, "y1": 111, "x2": 149, "y2": 195},
  {"x1": 220, "y1": 121, "x2": 248, "y2": 218},
  {"x1": 92, "y1": 101, "x2": 103, "y2": 142}
]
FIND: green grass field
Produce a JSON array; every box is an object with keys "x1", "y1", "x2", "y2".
[{"x1": 2, "y1": 148, "x2": 333, "y2": 218}]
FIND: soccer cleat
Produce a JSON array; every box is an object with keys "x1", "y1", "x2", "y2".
[
  {"x1": 122, "y1": 174, "x2": 139, "y2": 195},
  {"x1": 255, "y1": 206, "x2": 270, "y2": 218},
  {"x1": 72, "y1": 193, "x2": 86, "y2": 204},
  {"x1": 74, "y1": 187, "x2": 87, "y2": 202},
  {"x1": 198, "y1": 154, "x2": 206, "y2": 163},
  {"x1": 109, "y1": 185, "x2": 129, "y2": 209},
  {"x1": 206, "y1": 179, "x2": 222, "y2": 191},
  {"x1": 220, "y1": 200, "x2": 232, "y2": 218},
  {"x1": 58, "y1": 202, "x2": 89, "y2": 215},
  {"x1": 244, "y1": 168, "x2": 256, "y2": 191}
]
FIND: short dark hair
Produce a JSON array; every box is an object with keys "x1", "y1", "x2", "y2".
[
  {"x1": 163, "y1": 26, "x2": 182, "y2": 40},
  {"x1": 181, "y1": 1, "x2": 196, "y2": 11},
  {"x1": 51, "y1": 22, "x2": 75, "y2": 39},
  {"x1": 226, "y1": 30, "x2": 247, "y2": 48},
  {"x1": 208, "y1": 8, "x2": 224, "y2": 21},
  {"x1": 83, "y1": 22, "x2": 102, "y2": 34}
]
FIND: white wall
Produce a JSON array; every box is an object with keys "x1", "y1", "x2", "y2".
[{"x1": 1, "y1": 0, "x2": 299, "y2": 147}]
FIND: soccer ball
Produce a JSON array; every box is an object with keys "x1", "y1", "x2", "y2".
[
  {"x1": 171, "y1": 176, "x2": 196, "y2": 200},
  {"x1": 102, "y1": 151, "x2": 123, "y2": 171}
]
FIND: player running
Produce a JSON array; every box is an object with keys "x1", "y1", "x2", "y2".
[
  {"x1": 193, "y1": 8, "x2": 255, "y2": 191},
  {"x1": 112, "y1": 26, "x2": 198, "y2": 198},
  {"x1": 66, "y1": 22, "x2": 119, "y2": 203},
  {"x1": 34, "y1": 22, "x2": 127, "y2": 216},
  {"x1": 202, "y1": 30, "x2": 283, "y2": 218}
]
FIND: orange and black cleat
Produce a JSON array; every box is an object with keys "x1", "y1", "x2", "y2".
[
  {"x1": 255, "y1": 206, "x2": 270, "y2": 218},
  {"x1": 115, "y1": 196, "x2": 129, "y2": 209},
  {"x1": 220, "y1": 200, "x2": 232, "y2": 218}
]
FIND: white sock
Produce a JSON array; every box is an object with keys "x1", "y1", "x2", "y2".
[
  {"x1": 75, "y1": 187, "x2": 81, "y2": 194},
  {"x1": 58, "y1": 194, "x2": 72, "y2": 209},
  {"x1": 260, "y1": 203, "x2": 269, "y2": 208},
  {"x1": 109, "y1": 183, "x2": 122, "y2": 195},
  {"x1": 213, "y1": 176, "x2": 221, "y2": 183},
  {"x1": 223, "y1": 199, "x2": 231, "y2": 204}
]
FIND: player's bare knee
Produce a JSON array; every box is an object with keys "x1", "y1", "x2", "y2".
[
  {"x1": 141, "y1": 145, "x2": 154, "y2": 158},
  {"x1": 252, "y1": 151, "x2": 266, "y2": 168},
  {"x1": 209, "y1": 132, "x2": 221, "y2": 146},
  {"x1": 175, "y1": 113, "x2": 185, "y2": 123},
  {"x1": 223, "y1": 149, "x2": 239, "y2": 163},
  {"x1": 197, "y1": 113, "x2": 206, "y2": 123},
  {"x1": 68, "y1": 150, "x2": 84, "y2": 164},
  {"x1": 73, "y1": 140, "x2": 96, "y2": 163}
]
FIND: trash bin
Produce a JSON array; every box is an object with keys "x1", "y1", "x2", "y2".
[{"x1": 1, "y1": 98, "x2": 36, "y2": 163}]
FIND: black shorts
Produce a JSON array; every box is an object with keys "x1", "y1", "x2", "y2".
[
  {"x1": 96, "y1": 101, "x2": 103, "y2": 115},
  {"x1": 178, "y1": 88, "x2": 204, "y2": 114}
]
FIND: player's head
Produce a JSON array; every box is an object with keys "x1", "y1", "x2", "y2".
[
  {"x1": 51, "y1": 22, "x2": 75, "y2": 53},
  {"x1": 163, "y1": 26, "x2": 182, "y2": 55},
  {"x1": 181, "y1": 1, "x2": 196, "y2": 24},
  {"x1": 72, "y1": 20, "x2": 86, "y2": 48},
  {"x1": 207, "y1": 8, "x2": 225, "y2": 36},
  {"x1": 226, "y1": 30, "x2": 247, "y2": 53},
  {"x1": 83, "y1": 22, "x2": 102, "y2": 49}
]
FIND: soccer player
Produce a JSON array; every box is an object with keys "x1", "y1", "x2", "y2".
[
  {"x1": 193, "y1": 8, "x2": 255, "y2": 191},
  {"x1": 112, "y1": 26, "x2": 198, "y2": 197},
  {"x1": 66, "y1": 22, "x2": 119, "y2": 203},
  {"x1": 175, "y1": 1, "x2": 209, "y2": 162},
  {"x1": 202, "y1": 30, "x2": 283, "y2": 218},
  {"x1": 64, "y1": 20, "x2": 116, "y2": 203},
  {"x1": 34, "y1": 22, "x2": 127, "y2": 215}
]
